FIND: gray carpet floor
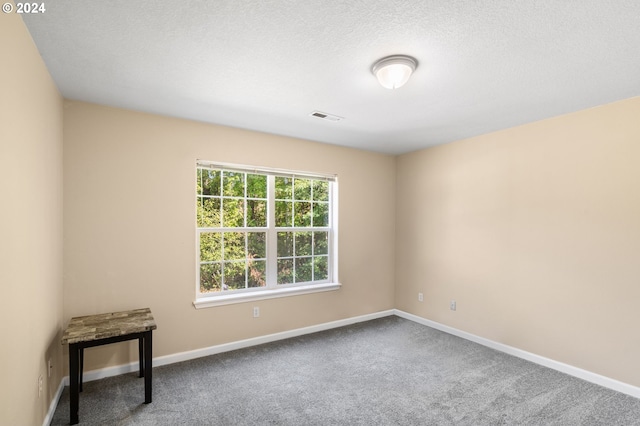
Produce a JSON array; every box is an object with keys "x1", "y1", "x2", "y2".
[{"x1": 50, "y1": 316, "x2": 640, "y2": 425}]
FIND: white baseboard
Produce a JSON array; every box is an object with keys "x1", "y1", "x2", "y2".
[
  {"x1": 63, "y1": 309, "x2": 396, "y2": 385},
  {"x1": 59, "y1": 308, "x2": 640, "y2": 401},
  {"x1": 43, "y1": 378, "x2": 64, "y2": 426},
  {"x1": 393, "y1": 309, "x2": 640, "y2": 399}
]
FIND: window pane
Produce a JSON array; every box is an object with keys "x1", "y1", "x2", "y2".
[
  {"x1": 200, "y1": 232, "x2": 222, "y2": 261},
  {"x1": 313, "y1": 202, "x2": 328, "y2": 227},
  {"x1": 224, "y1": 262, "x2": 246, "y2": 290},
  {"x1": 248, "y1": 232, "x2": 266, "y2": 259},
  {"x1": 197, "y1": 197, "x2": 221, "y2": 227},
  {"x1": 197, "y1": 169, "x2": 203, "y2": 195},
  {"x1": 275, "y1": 201, "x2": 292, "y2": 227},
  {"x1": 294, "y1": 202, "x2": 311, "y2": 227},
  {"x1": 277, "y1": 259, "x2": 293, "y2": 284},
  {"x1": 201, "y1": 169, "x2": 221, "y2": 196},
  {"x1": 277, "y1": 232, "x2": 293, "y2": 257},
  {"x1": 247, "y1": 174, "x2": 267, "y2": 198},
  {"x1": 224, "y1": 232, "x2": 245, "y2": 261},
  {"x1": 313, "y1": 180, "x2": 328, "y2": 201},
  {"x1": 275, "y1": 176, "x2": 292, "y2": 199},
  {"x1": 313, "y1": 232, "x2": 328, "y2": 255},
  {"x1": 314, "y1": 256, "x2": 328, "y2": 281},
  {"x1": 295, "y1": 232, "x2": 312, "y2": 256},
  {"x1": 247, "y1": 200, "x2": 266, "y2": 227},
  {"x1": 295, "y1": 257, "x2": 313, "y2": 282},
  {"x1": 222, "y1": 198, "x2": 244, "y2": 227},
  {"x1": 248, "y1": 260, "x2": 266, "y2": 288},
  {"x1": 200, "y1": 263, "x2": 222, "y2": 293},
  {"x1": 294, "y1": 178, "x2": 312, "y2": 200},
  {"x1": 223, "y1": 171, "x2": 245, "y2": 197}
]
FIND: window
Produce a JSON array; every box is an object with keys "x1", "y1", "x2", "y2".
[{"x1": 194, "y1": 162, "x2": 339, "y2": 307}]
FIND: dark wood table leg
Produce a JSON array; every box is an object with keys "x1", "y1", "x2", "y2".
[
  {"x1": 138, "y1": 337, "x2": 144, "y2": 378},
  {"x1": 79, "y1": 348, "x2": 84, "y2": 392},
  {"x1": 69, "y1": 343, "x2": 80, "y2": 425},
  {"x1": 143, "y1": 331, "x2": 152, "y2": 403}
]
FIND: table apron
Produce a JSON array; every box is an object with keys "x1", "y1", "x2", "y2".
[{"x1": 71, "y1": 331, "x2": 149, "y2": 349}]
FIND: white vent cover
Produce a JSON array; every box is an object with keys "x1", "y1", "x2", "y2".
[{"x1": 310, "y1": 111, "x2": 343, "y2": 122}]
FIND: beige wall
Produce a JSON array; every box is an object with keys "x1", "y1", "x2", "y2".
[
  {"x1": 63, "y1": 101, "x2": 396, "y2": 371},
  {"x1": 0, "y1": 7, "x2": 64, "y2": 426},
  {"x1": 396, "y1": 97, "x2": 640, "y2": 386}
]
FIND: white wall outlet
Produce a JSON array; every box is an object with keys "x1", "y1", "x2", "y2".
[
  {"x1": 38, "y1": 375, "x2": 43, "y2": 397},
  {"x1": 418, "y1": 292, "x2": 424, "y2": 302},
  {"x1": 253, "y1": 306, "x2": 260, "y2": 318},
  {"x1": 450, "y1": 300, "x2": 456, "y2": 311}
]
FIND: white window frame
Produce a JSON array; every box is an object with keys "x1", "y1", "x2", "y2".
[{"x1": 193, "y1": 161, "x2": 340, "y2": 308}]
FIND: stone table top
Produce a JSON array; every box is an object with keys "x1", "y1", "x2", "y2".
[{"x1": 61, "y1": 308, "x2": 157, "y2": 345}]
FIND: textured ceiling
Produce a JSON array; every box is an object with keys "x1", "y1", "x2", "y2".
[{"x1": 22, "y1": 0, "x2": 640, "y2": 154}]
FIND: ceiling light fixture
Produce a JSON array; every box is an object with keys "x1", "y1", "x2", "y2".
[{"x1": 371, "y1": 55, "x2": 418, "y2": 89}]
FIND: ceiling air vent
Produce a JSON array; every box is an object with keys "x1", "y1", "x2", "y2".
[{"x1": 310, "y1": 111, "x2": 343, "y2": 122}]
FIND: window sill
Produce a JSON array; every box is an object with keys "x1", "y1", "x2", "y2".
[{"x1": 193, "y1": 282, "x2": 342, "y2": 309}]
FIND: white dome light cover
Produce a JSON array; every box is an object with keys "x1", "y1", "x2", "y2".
[{"x1": 372, "y1": 55, "x2": 418, "y2": 89}]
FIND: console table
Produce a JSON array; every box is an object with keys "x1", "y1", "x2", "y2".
[{"x1": 61, "y1": 308, "x2": 157, "y2": 425}]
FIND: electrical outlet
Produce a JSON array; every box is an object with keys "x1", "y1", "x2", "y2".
[
  {"x1": 253, "y1": 306, "x2": 260, "y2": 318},
  {"x1": 38, "y1": 375, "x2": 43, "y2": 397},
  {"x1": 450, "y1": 300, "x2": 456, "y2": 311},
  {"x1": 418, "y1": 292, "x2": 423, "y2": 302},
  {"x1": 48, "y1": 358, "x2": 52, "y2": 378}
]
